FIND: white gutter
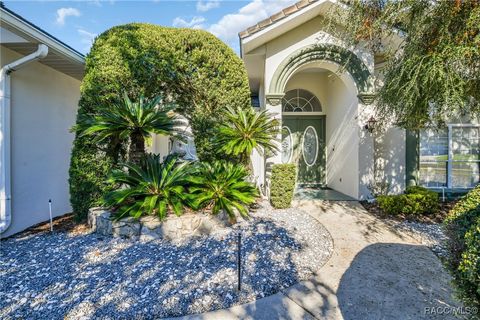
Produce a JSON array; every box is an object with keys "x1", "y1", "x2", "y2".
[
  {"x1": 1, "y1": 7, "x2": 84, "y2": 64},
  {"x1": 0, "y1": 43, "x2": 48, "y2": 234}
]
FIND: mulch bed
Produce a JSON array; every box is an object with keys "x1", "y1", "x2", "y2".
[
  {"x1": 6, "y1": 199, "x2": 265, "y2": 240},
  {"x1": 360, "y1": 200, "x2": 457, "y2": 224},
  {"x1": 5, "y1": 213, "x2": 89, "y2": 239}
]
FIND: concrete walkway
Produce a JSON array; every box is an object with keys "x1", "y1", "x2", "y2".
[{"x1": 170, "y1": 201, "x2": 461, "y2": 320}]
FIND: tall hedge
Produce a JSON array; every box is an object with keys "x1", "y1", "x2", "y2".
[
  {"x1": 69, "y1": 23, "x2": 251, "y2": 219},
  {"x1": 444, "y1": 186, "x2": 480, "y2": 310}
]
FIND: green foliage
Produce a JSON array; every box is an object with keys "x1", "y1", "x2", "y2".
[
  {"x1": 270, "y1": 164, "x2": 296, "y2": 209},
  {"x1": 458, "y1": 220, "x2": 480, "y2": 308},
  {"x1": 329, "y1": 0, "x2": 480, "y2": 129},
  {"x1": 405, "y1": 185, "x2": 430, "y2": 195},
  {"x1": 445, "y1": 186, "x2": 480, "y2": 226},
  {"x1": 102, "y1": 155, "x2": 258, "y2": 222},
  {"x1": 445, "y1": 185, "x2": 480, "y2": 308},
  {"x1": 69, "y1": 23, "x2": 251, "y2": 218},
  {"x1": 376, "y1": 195, "x2": 405, "y2": 216},
  {"x1": 216, "y1": 106, "x2": 280, "y2": 167},
  {"x1": 79, "y1": 93, "x2": 175, "y2": 164},
  {"x1": 189, "y1": 161, "x2": 258, "y2": 220},
  {"x1": 69, "y1": 95, "x2": 123, "y2": 220},
  {"x1": 377, "y1": 186, "x2": 439, "y2": 216},
  {"x1": 104, "y1": 154, "x2": 190, "y2": 220},
  {"x1": 69, "y1": 142, "x2": 116, "y2": 221}
]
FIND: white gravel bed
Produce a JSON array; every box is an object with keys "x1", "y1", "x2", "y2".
[
  {"x1": 0, "y1": 203, "x2": 333, "y2": 319},
  {"x1": 388, "y1": 220, "x2": 448, "y2": 257}
]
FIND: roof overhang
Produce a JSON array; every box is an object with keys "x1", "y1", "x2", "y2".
[
  {"x1": 240, "y1": 0, "x2": 337, "y2": 93},
  {"x1": 240, "y1": 0, "x2": 335, "y2": 55},
  {"x1": 0, "y1": 5, "x2": 85, "y2": 80},
  {"x1": 240, "y1": 0, "x2": 403, "y2": 94}
]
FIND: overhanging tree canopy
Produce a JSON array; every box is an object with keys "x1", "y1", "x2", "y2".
[
  {"x1": 69, "y1": 23, "x2": 251, "y2": 218},
  {"x1": 331, "y1": 0, "x2": 480, "y2": 129}
]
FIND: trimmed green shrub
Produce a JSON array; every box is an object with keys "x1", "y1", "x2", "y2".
[
  {"x1": 270, "y1": 164, "x2": 296, "y2": 209},
  {"x1": 69, "y1": 140, "x2": 117, "y2": 220},
  {"x1": 69, "y1": 23, "x2": 251, "y2": 219},
  {"x1": 377, "y1": 186, "x2": 439, "y2": 216},
  {"x1": 189, "y1": 161, "x2": 258, "y2": 221},
  {"x1": 104, "y1": 154, "x2": 191, "y2": 220},
  {"x1": 377, "y1": 194, "x2": 407, "y2": 216},
  {"x1": 405, "y1": 185, "x2": 431, "y2": 195},
  {"x1": 458, "y1": 220, "x2": 480, "y2": 308},
  {"x1": 445, "y1": 185, "x2": 480, "y2": 309}
]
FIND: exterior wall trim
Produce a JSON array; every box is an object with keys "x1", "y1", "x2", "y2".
[
  {"x1": 405, "y1": 129, "x2": 419, "y2": 187},
  {"x1": 0, "y1": 5, "x2": 84, "y2": 64},
  {"x1": 268, "y1": 44, "x2": 375, "y2": 100},
  {"x1": 265, "y1": 93, "x2": 285, "y2": 106}
]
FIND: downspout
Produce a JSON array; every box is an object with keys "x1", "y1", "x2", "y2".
[{"x1": 0, "y1": 44, "x2": 48, "y2": 234}]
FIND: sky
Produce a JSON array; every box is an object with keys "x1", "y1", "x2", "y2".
[{"x1": 3, "y1": 0, "x2": 299, "y2": 55}]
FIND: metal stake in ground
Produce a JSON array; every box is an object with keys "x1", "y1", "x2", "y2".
[
  {"x1": 237, "y1": 231, "x2": 242, "y2": 291},
  {"x1": 48, "y1": 199, "x2": 53, "y2": 232}
]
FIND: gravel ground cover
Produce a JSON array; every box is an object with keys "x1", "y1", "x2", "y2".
[
  {"x1": 360, "y1": 201, "x2": 450, "y2": 258},
  {"x1": 0, "y1": 203, "x2": 333, "y2": 319},
  {"x1": 388, "y1": 220, "x2": 449, "y2": 258}
]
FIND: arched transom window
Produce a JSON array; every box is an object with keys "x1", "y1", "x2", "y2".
[{"x1": 282, "y1": 89, "x2": 322, "y2": 112}]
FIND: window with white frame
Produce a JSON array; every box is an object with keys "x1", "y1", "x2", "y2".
[{"x1": 419, "y1": 124, "x2": 480, "y2": 189}]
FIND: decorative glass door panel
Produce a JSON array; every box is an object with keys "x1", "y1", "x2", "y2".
[{"x1": 282, "y1": 116, "x2": 326, "y2": 185}]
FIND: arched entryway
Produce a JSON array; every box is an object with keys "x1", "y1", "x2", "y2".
[
  {"x1": 281, "y1": 88, "x2": 326, "y2": 187},
  {"x1": 266, "y1": 44, "x2": 375, "y2": 200}
]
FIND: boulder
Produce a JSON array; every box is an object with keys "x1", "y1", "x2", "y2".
[
  {"x1": 139, "y1": 216, "x2": 163, "y2": 242},
  {"x1": 87, "y1": 208, "x2": 233, "y2": 241},
  {"x1": 112, "y1": 217, "x2": 141, "y2": 238}
]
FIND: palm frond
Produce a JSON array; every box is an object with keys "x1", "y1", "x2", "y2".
[
  {"x1": 79, "y1": 92, "x2": 177, "y2": 162},
  {"x1": 103, "y1": 153, "x2": 190, "y2": 220},
  {"x1": 189, "y1": 161, "x2": 258, "y2": 220},
  {"x1": 215, "y1": 106, "x2": 280, "y2": 166}
]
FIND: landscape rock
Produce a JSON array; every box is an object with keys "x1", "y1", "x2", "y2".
[
  {"x1": 112, "y1": 217, "x2": 141, "y2": 238},
  {"x1": 88, "y1": 208, "x2": 233, "y2": 241},
  {"x1": 2, "y1": 202, "x2": 333, "y2": 319}
]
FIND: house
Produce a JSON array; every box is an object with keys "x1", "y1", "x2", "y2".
[
  {"x1": 0, "y1": 4, "x2": 84, "y2": 237},
  {"x1": 239, "y1": 0, "x2": 479, "y2": 200},
  {"x1": 1, "y1": 0, "x2": 478, "y2": 237}
]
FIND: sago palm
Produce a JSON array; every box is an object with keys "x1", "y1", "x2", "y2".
[
  {"x1": 189, "y1": 161, "x2": 258, "y2": 220},
  {"x1": 104, "y1": 154, "x2": 190, "y2": 220},
  {"x1": 81, "y1": 93, "x2": 176, "y2": 164},
  {"x1": 216, "y1": 106, "x2": 280, "y2": 167}
]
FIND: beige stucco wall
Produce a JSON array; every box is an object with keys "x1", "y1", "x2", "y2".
[
  {"x1": 282, "y1": 69, "x2": 360, "y2": 199},
  {"x1": 244, "y1": 21, "x2": 409, "y2": 199},
  {"x1": 284, "y1": 71, "x2": 328, "y2": 106},
  {"x1": 264, "y1": 16, "x2": 374, "y2": 93},
  {"x1": 324, "y1": 72, "x2": 360, "y2": 198},
  {"x1": 369, "y1": 66, "x2": 406, "y2": 195},
  {"x1": 376, "y1": 128, "x2": 406, "y2": 194},
  {"x1": 250, "y1": 85, "x2": 265, "y2": 190},
  {"x1": 258, "y1": 15, "x2": 379, "y2": 200},
  {"x1": 150, "y1": 134, "x2": 170, "y2": 160},
  {"x1": 1, "y1": 46, "x2": 81, "y2": 237}
]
